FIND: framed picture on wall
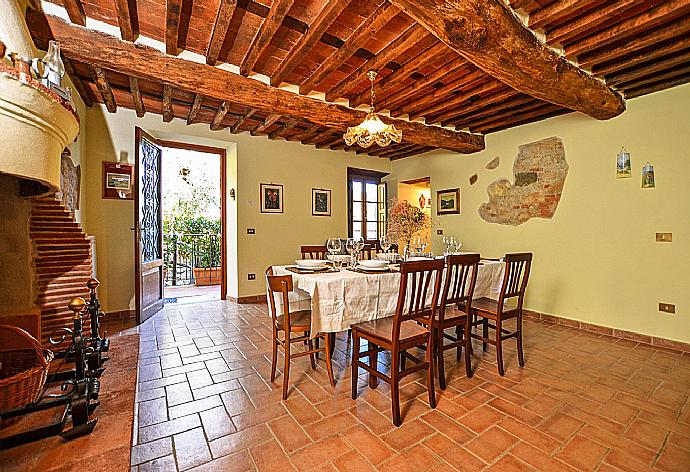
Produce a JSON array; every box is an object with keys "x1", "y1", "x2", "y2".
[
  {"x1": 102, "y1": 162, "x2": 134, "y2": 200},
  {"x1": 312, "y1": 188, "x2": 331, "y2": 216},
  {"x1": 436, "y1": 188, "x2": 460, "y2": 215},
  {"x1": 260, "y1": 183, "x2": 284, "y2": 213}
]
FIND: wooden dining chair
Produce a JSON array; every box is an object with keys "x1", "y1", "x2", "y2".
[
  {"x1": 470, "y1": 253, "x2": 532, "y2": 376},
  {"x1": 300, "y1": 245, "x2": 328, "y2": 260},
  {"x1": 265, "y1": 267, "x2": 335, "y2": 399},
  {"x1": 350, "y1": 259, "x2": 444, "y2": 426},
  {"x1": 434, "y1": 253, "x2": 480, "y2": 387}
]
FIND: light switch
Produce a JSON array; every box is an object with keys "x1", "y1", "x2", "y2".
[
  {"x1": 656, "y1": 233, "x2": 672, "y2": 242},
  {"x1": 247, "y1": 228, "x2": 255, "y2": 235},
  {"x1": 659, "y1": 303, "x2": 676, "y2": 314}
]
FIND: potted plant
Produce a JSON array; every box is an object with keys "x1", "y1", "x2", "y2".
[{"x1": 386, "y1": 198, "x2": 431, "y2": 256}]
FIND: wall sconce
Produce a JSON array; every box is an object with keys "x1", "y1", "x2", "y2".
[{"x1": 229, "y1": 188, "x2": 236, "y2": 200}]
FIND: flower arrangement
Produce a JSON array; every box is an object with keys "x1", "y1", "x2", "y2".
[{"x1": 386, "y1": 198, "x2": 430, "y2": 248}]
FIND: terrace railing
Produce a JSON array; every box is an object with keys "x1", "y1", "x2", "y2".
[{"x1": 163, "y1": 232, "x2": 221, "y2": 286}]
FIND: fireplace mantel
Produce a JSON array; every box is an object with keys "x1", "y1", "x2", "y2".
[{"x1": 0, "y1": 64, "x2": 79, "y2": 195}]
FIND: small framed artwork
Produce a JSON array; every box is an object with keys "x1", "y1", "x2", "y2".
[
  {"x1": 437, "y1": 188, "x2": 460, "y2": 215},
  {"x1": 260, "y1": 183, "x2": 284, "y2": 213},
  {"x1": 102, "y1": 162, "x2": 134, "y2": 200},
  {"x1": 642, "y1": 162, "x2": 655, "y2": 188},
  {"x1": 616, "y1": 148, "x2": 631, "y2": 178},
  {"x1": 312, "y1": 188, "x2": 331, "y2": 216}
]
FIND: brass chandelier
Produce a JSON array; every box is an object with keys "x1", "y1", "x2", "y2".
[{"x1": 343, "y1": 70, "x2": 402, "y2": 148}]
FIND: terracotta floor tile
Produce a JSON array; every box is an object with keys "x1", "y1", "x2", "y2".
[
  {"x1": 623, "y1": 418, "x2": 671, "y2": 452},
  {"x1": 510, "y1": 442, "x2": 577, "y2": 472},
  {"x1": 465, "y1": 425, "x2": 519, "y2": 462},
  {"x1": 174, "y1": 427, "x2": 212, "y2": 471},
  {"x1": 556, "y1": 434, "x2": 609, "y2": 471},
  {"x1": 348, "y1": 401, "x2": 396, "y2": 435},
  {"x1": 200, "y1": 405, "x2": 237, "y2": 441},
  {"x1": 381, "y1": 418, "x2": 435, "y2": 451},
  {"x1": 231, "y1": 402, "x2": 287, "y2": 430},
  {"x1": 249, "y1": 439, "x2": 296, "y2": 472},
  {"x1": 289, "y1": 436, "x2": 352, "y2": 471},
  {"x1": 332, "y1": 450, "x2": 377, "y2": 472},
  {"x1": 138, "y1": 413, "x2": 202, "y2": 444},
  {"x1": 458, "y1": 404, "x2": 505, "y2": 433},
  {"x1": 138, "y1": 454, "x2": 178, "y2": 472},
  {"x1": 538, "y1": 412, "x2": 583, "y2": 442},
  {"x1": 421, "y1": 434, "x2": 485, "y2": 471},
  {"x1": 341, "y1": 425, "x2": 395, "y2": 465},
  {"x1": 486, "y1": 454, "x2": 536, "y2": 471},
  {"x1": 208, "y1": 423, "x2": 273, "y2": 458},
  {"x1": 268, "y1": 415, "x2": 313, "y2": 452},
  {"x1": 420, "y1": 410, "x2": 476, "y2": 445},
  {"x1": 187, "y1": 449, "x2": 254, "y2": 472},
  {"x1": 377, "y1": 444, "x2": 443, "y2": 472},
  {"x1": 138, "y1": 397, "x2": 169, "y2": 427},
  {"x1": 654, "y1": 443, "x2": 690, "y2": 472},
  {"x1": 306, "y1": 410, "x2": 358, "y2": 441}
]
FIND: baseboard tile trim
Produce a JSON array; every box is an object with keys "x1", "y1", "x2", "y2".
[
  {"x1": 229, "y1": 294, "x2": 267, "y2": 304},
  {"x1": 523, "y1": 309, "x2": 690, "y2": 354}
]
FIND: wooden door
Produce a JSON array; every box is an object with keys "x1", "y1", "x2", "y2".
[{"x1": 135, "y1": 127, "x2": 164, "y2": 323}]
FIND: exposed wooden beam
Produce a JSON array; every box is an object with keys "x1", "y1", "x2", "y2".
[
  {"x1": 240, "y1": 0, "x2": 295, "y2": 76},
  {"x1": 63, "y1": 58, "x2": 92, "y2": 107},
  {"x1": 624, "y1": 73, "x2": 690, "y2": 99},
  {"x1": 271, "y1": 0, "x2": 352, "y2": 86},
  {"x1": 389, "y1": 145, "x2": 434, "y2": 160},
  {"x1": 231, "y1": 108, "x2": 256, "y2": 133},
  {"x1": 251, "y1": 114, "x2": 282, "y2": 135},
  {"x1": 390, "y1": 0, "x2": 625, "y2": 120},
  {"x1": 592, "y1": 34, "x2": 690, "y2": 76},
  {"x1": 28, "y1": 12, "x2": 484, "y2": 153},
  {"x1": 162, "y1": 84, "x2": 173, "y2": 122},
  {"x1": 63, "y1": 0, "x2": 86, "y2": 26},
  {"x1": 607, "y1": 51, "x2": 690, "y2": 87},
  {"x1": 91, "y1": 67, "x2": 116, "y2": 112},
  {"x1": 349, "y1": 43, "x2": 447, "y2": 107},
  {"x1": 187, "y1": 94, "x2": 203, "y2": 124},
  {"x1": 545, "y1": 0, "x2": 636, "y2": 46},
  {"x1": 165, "y1": 0, "x2": 183, "y2": 56},
  {"x1": 268, "y1": 118, "x2": 299, "y2": 139},
  {"x1": 325, "y1": 25, "x2": 428, "y2": 101},
  {"x1": 206, "y1": 0, "x2": 238, "y2": 65},
  {"x1": 113, "y1": 0, "x2": 139, "y2": 42},
  {"x1": 299, "y1": 3, "x2": 400, "y2": 95},
  {"x1": 616, "y1": 64, "x2": 690, "y2": 91},
  {"x1": 210, "y1": 101, "x2": 230, "y2": 130},
  {"x1": 129, "y1": 76, "x2": 145, "y2": 117},
  {"x1": 564, "y1": 0, "x2": 690, "y2": 58}
]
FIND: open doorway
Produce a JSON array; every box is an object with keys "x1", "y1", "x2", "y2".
[
  {"x1": 160, "y1": 141, "x2": 227, "y2": 305},
  {"x1": 399, "y1": 177, "x2": 432, "y2": 247}
]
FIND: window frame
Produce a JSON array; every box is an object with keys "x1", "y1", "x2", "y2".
[{"x1": 347, "y1": 168, "x2": 388, "y2": 244}]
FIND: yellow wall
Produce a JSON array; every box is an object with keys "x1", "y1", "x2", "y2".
[
  {"x1": 82, "y1": 106, "x2": 390, "y2": 311},
  {"x1": 386, "y1": 83, "x2": 690, "y2": 343},
  {"x1": 397, "y1": 182, "x2": 432, "y2": 245}
]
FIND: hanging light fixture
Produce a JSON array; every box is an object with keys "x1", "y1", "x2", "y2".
[{"x1": 344, "y1": 70, "x2": 402, "y2": 148}]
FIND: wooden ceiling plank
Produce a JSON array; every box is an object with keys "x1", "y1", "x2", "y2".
[
  {"x1": 230, "y1": 108, "x2": 256, "y2": 133},
  {"x1": 325, "y1": 25, "x2": 428, "y2": 101},
  {"x1": 407, "y1": 78, "x2": 503, "y2": 120},
  {"x1": 299, "y1": 3, "x2": 400, "y2": 95},
  {"x1": 163, "y1": 84, "x2": 173, "y2": 122},
  {"x1": 624, "y1": 73, "x2": 690, "y2": 99},
  {"x1": 63, "y1": 58, "x2": 93, "y2": 107},
  {"x1": 348, "y1": 42, "x2": 448, "y2": 107},
  {"x1": 63, "y1": 0, "x2": 86, "y2": 26},
  {"x1": 187, "y1": 94, "x2": 203, "y2": 124},
  {"x1": 113, "y1": 0, "x2": 140, "y2": 42},
  {"x1": 481, "y1": 108, "x2": 570, "y2": 134},
  {"x1": 450, "y1": 94, "x2": 534, "y2": 128},
  {"x1": 165, "y1": 0, "x2": 183, "y2": 56},
  {"x1": 471, "y1": 103, "x2": 564, "y2": 133},
  {"x1": 129, "y1": 76, "x2": 145, "y2": 117},
  {"x1": 251, "y1": 114, "x2": 282, "y2": 135},
  {"x1": 240, "y1": 0, "x2": 296, "y2": 76},
  {"x1": 315, "y1": 134, "x2": 342, "y2": 148},
  {"x1": 546, "y1": 0, "x2": 637, "y2": 46},
  {"x1": 28, "y1": 12, "x2": 483, "y2": 153},
  {"x1": 390, "y1": 0, "x2": 625, "y2": 120},
  {"x1": 593, "y1": 34, "x2": 690, "y2": 76},
  {"x1": 565, "y1": 0, "x2": 690, "y2": 58},
  {"x1": 377, "y1": 57, "x2": 467, "y2": 110},
  {"x1": 434, "y1": 88, "x2": 518, "y2": 124},
  {"x1": 529, "y1": 0, "x2": 601, "y2": 30},
  {"x1": 607, "y1": 50, "x2": 690, "y2": 87},
  {"x1": 578, "y1": 16, "x2": 690, "y2": 68},
  {"x1": 271, "y1": 0, "x2": 353, "y2": 86},
  {"x1": 268, "y1": 118, "x2": 299, "y2": 139},
  {"x1": 467, "y1": 100, "x2": 555, "y2": 130},
  {"x1": 389, "y1": 145, "x2": 434, "y2": 160},
  {"x1": 616, "y1": 63, "x2": 690, "y2": 91},
  {"x1": 206, "y1": 0, "x2": 238, "y2": 65},
  {"x1": 210, "y1": 101, "x2": 230, "y2": 130},
  {"x1": 91, "y1": 67, "x2": 116, "y2": 112}
]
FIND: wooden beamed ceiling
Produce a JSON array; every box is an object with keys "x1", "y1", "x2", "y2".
[{"x1": 34, "y1": 0, "x2": 690, "y2": 159}]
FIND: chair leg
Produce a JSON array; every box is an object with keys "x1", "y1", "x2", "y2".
[
  {"x1": 307, "y1": 338, "x2": 317, "y2": 370},
  {"x1": 464, "y1": 321, "x2": 473, "y2": 378},
  {"x1": 400, "y1": 349, "x2": 406, "y2": 371},
  {"x1": 496, "y1": 319, "x2": 504, "y2": 376},
  {"x1": 283, "y1": 335, "x2": 291, "y2": 400},
  {"x1": 347, "y1": 328, "x2": 352, "y2": 343},
  {"x1": 369, "y1": 341, "x2": 379, "y2": 389},
  {"x1": 391, "y1": 349, "x2": 401, "y2": 427},
  {"x1": 323, "y1": 334, "x2": 335, "y2": 387},
  {"x1": 351, "y1": 332, "x2": 360, "y2": 400},
  {"x1": 436, "y1": 327, "x2": 446, "y2": 390},
  {"x1": 314, "y1": 337, "x2": 320, "y2": 359},
  {"x1": 455, "y1": 325, "x2": 462, "y2": 361},
  {"x1": 427, "y1": 334, "x2": 436, "y2": 409},
  {"x1": 517, "y1": 314, "x2": 525, "y2": 367},
  {"x1": 482, "y1": 317, "x2": 488, "y2": 352},
  {"x1": 270, "y1": 328, "x2": 278, "y2": 382}
]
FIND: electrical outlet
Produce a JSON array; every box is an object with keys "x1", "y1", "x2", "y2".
[
  {"x1": 248, "y1": 273, "x2": 256, "y2": 280},
  {"x1": 437, "y1": 229, "x2": 443, "y2": 235},
  {"x1": 656, "y1": 232, "x2": 672, "y2": 242},
  {"x1": 247, "y1": 228, "x2": 255, "y2": 235},
  {"x1": 659, "y1": 303, "x2": 676, "y2": 314}
]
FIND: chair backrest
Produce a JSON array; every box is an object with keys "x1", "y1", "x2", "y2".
[
  {"x1": 265, "y1": 267, "x2": 293, "y2": 329},
  {"x1": 498, "y1": 253, "x2": 532, "y2": 309},
  {"x1": 300, "y1": 245, "x2": 327, "y2": 259},
  {"x1": 392, "y1": 259, "x2": 444, "y2": 342},
  {"x1": 439, "y1": 254, "x2": 480, "y2": 323}
]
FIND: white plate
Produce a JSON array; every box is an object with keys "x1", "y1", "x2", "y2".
[
  {"x1": 357, "y1": 265, "x2": 389, "y2": 271},
  {"x1": 295, "y1": 259, "x2": 328, "y2": 269},
  {"x1": 359, "y1": 260, "x2": 389, "y2": 269},
  {"x1": 406, "y1": 256, "x2": 433, "y2": 261}
]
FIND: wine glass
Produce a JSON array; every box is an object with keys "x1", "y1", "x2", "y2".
[
  {"x1": 380, "y1": 234, "x2": 392, "y2": 261},
  {"x1": 355, "y1": 237, "x2": 365, "y2": 263},
  {"x1": 412, "y1": 235, "x2": 424, "y2": 256},
  {"x1": 346, "y1": 238, "x2": 357, "y2": 267},
  {"x1": 453, "y1": 238, "x2": 463, "y2": 253},
  {"x1": 327, "y1": 238, "x2": 341, "y2": 269}
]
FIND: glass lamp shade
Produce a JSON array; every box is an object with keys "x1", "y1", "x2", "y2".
[
  {"x1": 41, "y1": 40, "x2": 65, "y2": 86},
  {"x1": 343, "y1": 110, "x2": 403, "y2": 148}
]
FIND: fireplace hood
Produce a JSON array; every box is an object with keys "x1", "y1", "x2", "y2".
[{"x1": 0, "y1": 64, "x2": 79, "y2": 195}]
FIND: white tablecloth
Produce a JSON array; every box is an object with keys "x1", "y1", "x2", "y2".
[{"x1": 269, "y1": 261, "x2": 505, "y2": 334}]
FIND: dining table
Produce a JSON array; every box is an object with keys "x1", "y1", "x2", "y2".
[{"x1": 269, "y1": 258, "x2": 505, "y2": 336}]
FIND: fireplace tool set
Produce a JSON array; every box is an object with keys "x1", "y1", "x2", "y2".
[{"x1": 0, "y1": 279, "x2": 111, "y2": 449}]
